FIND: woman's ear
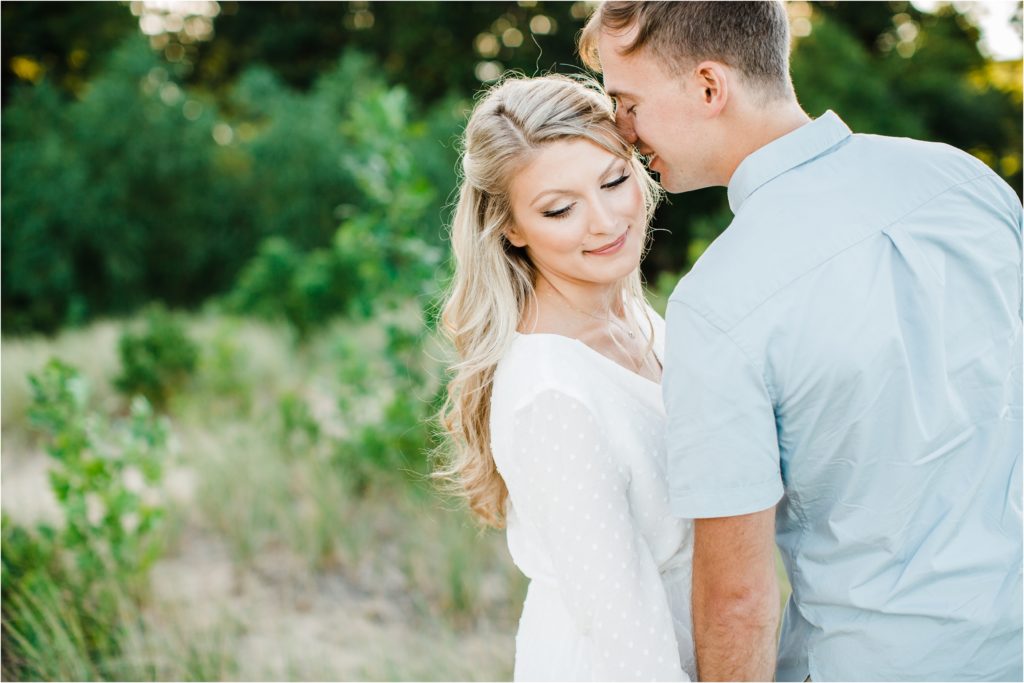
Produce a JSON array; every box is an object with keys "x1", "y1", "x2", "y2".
[{"x1": 505, "y1": 223, "x2": 528, "y2": 248}]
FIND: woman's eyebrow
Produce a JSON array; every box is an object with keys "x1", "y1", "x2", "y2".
[{"x1": 529, "y1": 157, "x2": 620, "y2": 208}]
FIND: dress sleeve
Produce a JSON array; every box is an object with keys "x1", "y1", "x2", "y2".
[{"x1": 502, "y1": 387, "x2": 687, "y2": 681}]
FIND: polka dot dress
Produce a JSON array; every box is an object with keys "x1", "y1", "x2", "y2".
[{"x1": 490, "y1": 308, "x2": 695, "y2": 681}]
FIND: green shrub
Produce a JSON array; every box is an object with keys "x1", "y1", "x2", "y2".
[
  {"x1": 114, "y1": 305, "x2": 199, "y2": 409},
  {"x1": 29, "y1": 358, "x2": 168, "y2": 587},
  {"x1": 2, "y1": 359, "x2": 170, "y2": 679},
  {"x1": 331, "y1": 319, "x2": 442, "y2": 494},
  {"x1": 225, "y1": 59, "x2": 447, "y2": 339},
  {"x1": 2, "y1": 36, "x2": 248, "y2": 334},
  {"x1": 2, "y1": 44, "x2": 460, "y2": 336}
]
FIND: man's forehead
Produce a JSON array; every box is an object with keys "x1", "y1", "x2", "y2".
[{"x1": 595, "y1": 24, "x2": 644, "y2": 99}]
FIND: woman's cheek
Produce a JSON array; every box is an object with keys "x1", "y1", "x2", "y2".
[
  {"x1": 537, "y1": 220, "x2": 585, "y2": 257},
  {"x1": 619, "y1": 178, "x2": 645, "y2": 222}
]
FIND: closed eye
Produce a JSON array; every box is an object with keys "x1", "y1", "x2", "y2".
[
  {"x1": 602, "y1": 174, "x2": 630, "y2": 189},
  {"x1": 543, "y1": 202, "x2": 575, "y2": 219},
  {"x1": 540, "y1": 173, "x2": 630, "y2": 219}
]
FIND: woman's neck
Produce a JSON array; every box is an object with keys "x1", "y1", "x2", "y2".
[{"x1": 522, "y1": 270, "x2": 625, "y2": 337}]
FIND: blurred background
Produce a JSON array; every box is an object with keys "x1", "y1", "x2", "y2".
[{"x1": 2, "y1": 1, "x2": 1021, "y2": 680}]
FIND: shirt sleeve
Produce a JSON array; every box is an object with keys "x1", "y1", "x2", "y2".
[
  {"x1": 502, "y1": 387, "x2": 687, "y2": 681},
  {"x1": 663, "y1": 300, "x2": 784, "y2": 519}
]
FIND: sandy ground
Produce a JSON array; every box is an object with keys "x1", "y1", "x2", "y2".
[{"x1": 148, "y1": 524, "x2": 514, "y2": 680}]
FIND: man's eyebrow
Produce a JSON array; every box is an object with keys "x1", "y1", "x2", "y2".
[{"x1": 529, "y1": 156, "x2": 621, "y2": 208}]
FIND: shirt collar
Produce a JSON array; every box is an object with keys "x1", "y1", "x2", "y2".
[{"x1": 727, "y1": 110, "x2": 852, "y2": 214}]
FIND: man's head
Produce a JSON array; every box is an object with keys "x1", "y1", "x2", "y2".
[{"x1": 580, "y1": 1, "x2": 797, "y2": 192}]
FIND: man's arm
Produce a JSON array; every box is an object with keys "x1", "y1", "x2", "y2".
[{"x1": 692, "y1": 507, "x2": 780, "y2": 681}]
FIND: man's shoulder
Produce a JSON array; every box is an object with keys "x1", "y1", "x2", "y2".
[
  {"x1": 846, "y1": 131, "x2": 994, "y2": 182},
  {"x1": 670, "y1": 133, "x2": 1011, "y2": 330}
]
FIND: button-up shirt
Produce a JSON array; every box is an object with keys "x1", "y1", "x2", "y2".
[{"x1": 664, "y1": 110, "x2": 1023, "y2": 681}]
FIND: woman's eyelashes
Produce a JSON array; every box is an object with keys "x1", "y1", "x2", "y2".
[
  {"x1": 543, "y1": 203, "x2": 575, "y2": 219},
  {"x1": 541, "y1": 174, "x2": 631, "y2": 220},
  {"x1": 602, "y1": 173, "x2": 630, "y2": 189}
]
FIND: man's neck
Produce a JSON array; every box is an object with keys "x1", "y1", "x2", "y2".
[{"x1": 720, "y1": 102, "x2": 812, "y2": 186}]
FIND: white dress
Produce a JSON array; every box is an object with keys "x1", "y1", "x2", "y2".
[{"x1": 490, "y1": 309, "x2": 695, "y2": 682}]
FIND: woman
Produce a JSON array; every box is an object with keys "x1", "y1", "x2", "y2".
[{"x1": 437, "y1": 74, "x2": 694, "y2": 681}]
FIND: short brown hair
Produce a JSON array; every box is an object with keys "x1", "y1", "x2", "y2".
[{"x1": 579, "y1": 1, "x2": 795, "y2": 102}]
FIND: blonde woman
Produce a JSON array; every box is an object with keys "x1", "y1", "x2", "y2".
[{"x1": 438, "y1": 74, "x2": 694, "y2": 681}]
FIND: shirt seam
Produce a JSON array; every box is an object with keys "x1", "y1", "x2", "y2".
[
  {"x1": 668, "y1": 299, "x2": 779, "y2": 406},
  {"x1": 670, "y1": 477, "x2": 780, "y2": 497},
  {"x1": 672, "y1": 168, "x2": 1000, "y2": 336},
  {"x1": 509, "y1": 381, "x2": 597, "y2": 418},
  {"x1": 732, "y1": 127, "x2": 852, "y2": 212},
  {"x1": 729, "y1": 111, "x2": 850, "y2": 213}
]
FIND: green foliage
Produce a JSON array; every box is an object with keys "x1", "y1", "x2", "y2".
[
  {"x1": 2, "y1": 359, "x2": 170, "y2": 679},
  {"x1": 115, "y1": 305, "x2": 200, "y2": 410},
  {"x1": 332, "y1": 320, "x2": 441, "y2": 495},
  {"x1": 2, "y1": 36, "x2": 246, "y2": 334},
  {"x1": 3, "y1": 43, "x2": 456, "y2": 335},
  {"x1": 226, "y1": 54, "x2": 446, "y2": 339},
  {"x1": 29, "y1": 359, "x2": 168, "y2": 587}
]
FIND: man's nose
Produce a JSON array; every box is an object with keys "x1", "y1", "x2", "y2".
[{"x1": 615, "y1": 110, "x2": 638, "y2": 146}]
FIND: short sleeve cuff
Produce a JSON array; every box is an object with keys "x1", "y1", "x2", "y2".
[{"x1": 670, "y1": 479, "x2": 784, "y2": 519}]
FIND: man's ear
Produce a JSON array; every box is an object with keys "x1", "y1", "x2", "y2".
[
  {"x1": 693, "y1": 60, "x2": 729, "y2": 116},
  {"x1": 505, "y1": 223, "x2": 528, "y2": 248}
]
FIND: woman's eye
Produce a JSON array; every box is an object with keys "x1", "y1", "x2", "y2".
[
  {"x1": 543, "y1": 203, "x2": 575, "y2": 219},
  {"x1": 627, "y1": 105, "x2": 637, "y2": 116},
  {"x1": 602, "y1": 174, "x2": 630, "y2": 189}
]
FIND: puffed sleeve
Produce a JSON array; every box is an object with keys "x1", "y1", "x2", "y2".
[
  {"x1": 662, "y1": 299, "x2": 784, "y2": 518},
  {"x1": 500, "y1": 387, "x2": 687, "y2": 681}
]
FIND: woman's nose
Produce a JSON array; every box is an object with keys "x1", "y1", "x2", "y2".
[{"x1": 589, "y1": 195, "x2": 618, "y2": 235}]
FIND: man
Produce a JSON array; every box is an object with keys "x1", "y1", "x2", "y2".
[{"x1": 580, "y1": 2, "x2": 1023, "y2": 681}]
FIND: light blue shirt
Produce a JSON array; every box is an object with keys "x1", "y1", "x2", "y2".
[{"x1": 663, "y1": 111, "x2": 1023, "y2": 681}]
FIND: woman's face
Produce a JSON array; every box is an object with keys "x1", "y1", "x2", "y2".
[{"x1": 506, "y1": 138, "x2": 646, "y2": 288}]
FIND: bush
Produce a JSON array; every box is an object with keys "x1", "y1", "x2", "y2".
[
  {"x1": 2, "y1": 359, "x2": 170, "y2": 679},
  {"x1": 332, "y1": 320, "x2": 443, "y2": 494},
  {"x1": 226, "y1": 54, "x2": 447, "y2": 339},
  {"x1": 2, "y1": 43, "x2": 460, "y2": 336},
  {"x1": 114, "y1": 305, "x2": 199, "y2": 409},
  {"x1": 2, "y1": 36, "x2": 247, "y2": 334}
]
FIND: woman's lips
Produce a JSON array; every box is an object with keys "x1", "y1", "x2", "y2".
[{"x1": 585, "y1": 228, "x2": 628, "y2": 256}]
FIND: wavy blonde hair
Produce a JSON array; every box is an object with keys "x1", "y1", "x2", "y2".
[{"x1": 436, "y1": 74, "x2": 661, "y2": 528}]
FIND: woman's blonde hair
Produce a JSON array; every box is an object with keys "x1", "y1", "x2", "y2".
[{"x1": 435, "y1": 73, "x2": 661, "y2": 528}]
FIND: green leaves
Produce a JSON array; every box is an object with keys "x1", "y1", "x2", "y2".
[
  {"x1": 226, "y1": 57, "x2": 446, "y2": 340},
  {"x1": 27, "y1": 358, "x2": 169, "y2": 588},
  {"x1": 114, "y1": 305, "x2": 199, "y2": 410},
  {"x1": 5, "y1": 358, "x2": 171, "y2": 678}
]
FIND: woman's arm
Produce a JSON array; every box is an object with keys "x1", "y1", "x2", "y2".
[{"x1": 501, "y1": 387, "x2": 687, "y2": 681}]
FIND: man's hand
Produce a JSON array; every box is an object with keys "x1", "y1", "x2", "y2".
[{"x1": 692, "y1": 507, "x2": 780, "y2": 681}]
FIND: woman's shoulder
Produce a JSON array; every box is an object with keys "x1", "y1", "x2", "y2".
[{"x1": 492, "y1": 333, "x2": 598, "y2": 413}]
